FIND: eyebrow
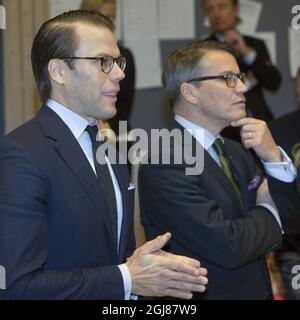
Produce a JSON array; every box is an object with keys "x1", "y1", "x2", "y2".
[
  {"x1": 94, "y1": 53, "x2": 122, "y2": 58},
  {"x1": 219, "y1": 70, "x2": 238, "y2": 74}
]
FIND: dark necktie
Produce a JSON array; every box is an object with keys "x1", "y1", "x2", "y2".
[
  {"x1": 85, "y1": 125, "x2": 118, "y2": 249},
  {"x1": 213, "y1": 138, "x2": 243, "y2": 208}
]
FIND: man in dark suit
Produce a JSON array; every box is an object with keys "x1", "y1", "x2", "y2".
[
  {"x1": 202, "y1": 0, "x2": 281, "y2": 140},
  {"x1": 0, "y1": 10, "x2": 208, "y2": 300},
  {"x1": 139, "y1": 40, "x2": 299, "y2": 299}
]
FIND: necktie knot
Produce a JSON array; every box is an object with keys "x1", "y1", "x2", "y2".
[
  {"x1": 85, "y1": 125, "x2": 99, "y2": 143},
  {"x1": 213, "y1": 138, "x2": 224, "y2": 157}
]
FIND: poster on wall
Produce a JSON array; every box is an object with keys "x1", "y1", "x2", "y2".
[
  {"x1": 288, "y1": 27, "x2": 300, "y2": 78},
  {"x1": 159, "y1": 0, "x2": 195, "y2": 39},
  {"x1": 49, "y1": 0, "x2": 82, "y2": 18},
  {"x1": 123, "y1": 0, "x2": 162, "y2": 89}
]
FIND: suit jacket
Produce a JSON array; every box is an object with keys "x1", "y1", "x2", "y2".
[
  {"x1": 139, "y1": 121, "x2": 299, "y2": 299},
  {"x1": 0, "y1": 105, "x2": 135, "y2": 299}
]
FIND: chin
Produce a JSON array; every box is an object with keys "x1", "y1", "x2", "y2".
[
  {"x1": 104, "y1": 110, "x2": 117, "y2": 121},
  {"x1": 229, "y1": 114, "x2": 245, "y2": 124},
  {"x1": 236, "y1": 110, "x2": 246, "y2": 119},
  {"x1": 98, "y1": 105, "x2": 117, "y2": 121}
]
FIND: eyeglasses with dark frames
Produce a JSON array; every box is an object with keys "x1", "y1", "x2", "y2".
[
  {"x1": 62, "y1": 55, "x2": 126, "y2": 74},
  {"x1": 186, "y1": 72, "x2": 246, "y2": 88}
]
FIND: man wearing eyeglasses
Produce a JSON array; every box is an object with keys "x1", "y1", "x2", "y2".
[
  {"x1": 0, "y1": 11, "x2": 208, "y2": 300},
  {"x1": 139, "y1": 40, "x2": 300, "y2": 299}
]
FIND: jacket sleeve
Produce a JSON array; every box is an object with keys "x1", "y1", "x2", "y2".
[
  {"x1": 268, "y1": 174, "x2": 300, "y2": 236},
  {"x1": 139, "y1": 159, "x2": 282, "y2": 271}
]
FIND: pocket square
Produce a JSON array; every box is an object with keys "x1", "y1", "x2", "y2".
[
  {"x1": 128, "y1": 182, "x2": 135, "y2": 191},
  {"x1": 248, "y1": 174, "x2": 261, "y2": 190}
]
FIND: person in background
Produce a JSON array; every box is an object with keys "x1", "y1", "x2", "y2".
[
  {"x1": 81, "y1": 0, "x2": 135, "y2": 138},
  {"x1": 202, "y1": 0, "x2": 281, "y2": 141},
  {"x1": 139, "y1": 40, "x2": 300, "y2": 299},
  {"x1": 0, "y1": 10, "x2": 208, "y2": 300},
  {"x1": 269, "y1": 66, "x2": 300, "y2": 300}
]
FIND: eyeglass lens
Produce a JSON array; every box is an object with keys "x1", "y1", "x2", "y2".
[{"x1": 101, "y1": 56, "x2": 126, "y2": 74}]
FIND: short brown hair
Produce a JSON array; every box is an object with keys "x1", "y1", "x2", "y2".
[
  {"x1": 162, "y1": 40, "x2": 236, "y2": 104},
  {"x1": 31, "y1": 10, "x2": 114, "y2": 102},
  {"x1": 202, "y1": 0, "x2": 239, "y2": 7}
]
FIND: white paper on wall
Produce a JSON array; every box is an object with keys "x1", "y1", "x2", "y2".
[
  {"x1": 237, "y1": 0, "x2": 263, "y2": 34},
  {"x1": 123, "y1": 0, "x2": 162, "y2": 89},
  {"x1": 159, "y1": 0, "x2": 195, "y2": 39},
  {"x1": 288, "y1": 28, "x2": 300, "y2": 78},
  {"x1": 116, "y1": 0, "x2": 122, "y2": 41},
  {"x1": 245, "y1": 31, "x2": 276, "y2": 64},
  {"x1": 49, "y1": 0, "x2": 82, "y2": 18},
  {"x1": 125, "y1": 38, "x2": 162, "y2": 89}
]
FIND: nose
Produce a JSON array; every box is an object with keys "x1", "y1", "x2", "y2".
[
  {"x1": 210, "y1": 7, "x2": 221, "y2": 19},
  {"x1": 236, "y1": 78, "x2": 248, "y2": 94},
  {"x1": 110, "y1": 63, "x2": 125, "y2": 82}
]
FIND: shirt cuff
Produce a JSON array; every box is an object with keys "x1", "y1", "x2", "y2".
[
  {"x1": 118, "y1": 264, "x2": 138, "y2": 300},
  {"x1": 262, "y1": 147, "x2": 297, "y2": 182},
  {"x1": 243, "y1": 49, "x2": 257, "y2": 65},
  {"x1": 118, "y1": 264, "x2": 132, "y2": 300},
  {"x1": 259, "y1": 202, "x2": 283, "y2": 233}
]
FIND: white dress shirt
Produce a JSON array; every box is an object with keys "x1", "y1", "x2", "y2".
[
  {"x1": 47, "y1": 99, "x2": 132, "y2": 300},
  {"x1": 175, "y1": 114, "x2": 297, "y2": 230}
]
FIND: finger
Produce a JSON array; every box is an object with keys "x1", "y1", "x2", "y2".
[
  {"x1": 241, "y1": 131, "x2": 255, "y2": 140},
  {"x1": 162, "y1": 258, "x2": 203, "y2": 276},
  {"x1": 140, "y1": 233, "x2": 171, "y2": 254},
  {"x1": 159, "y1": 250, "x2": 201, "y2": 268},
  {"x1": 163, "y1": 289, "x2": 193, "y2": 300},
  {"x1": 167, "y1": 280, "x2": 207, "y2": 293},
  {"x1": 240, "y1": 124, "x2": 259, "y2": 134},
  {"x1": 199, "y1": 267, "x2": 208, "y2": 277},
  {"x1": 231, "y1": 117, "x2": 261, "y2": 127},
  {"x1": 242, "y1": 138, "x2": 255, "y2": 149},
  {"x1": 199, "y1": 275, "x2": 208, "y2": 285},
  {"x1": 168, "y1": 260, "x2": 201, "y2": 276},
  {"x1": 164, "y1": 269, "x2": 208, "y2": 285}
]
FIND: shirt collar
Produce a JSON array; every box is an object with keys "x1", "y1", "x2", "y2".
[
  {"x1": 46, "y1": 99, "x2": 98, "y2": 140},
  {"x1": 174, "y1": 114, "x2": 223, "y2": 150},
  {"x1": 214, "y1": 33, "x2": 226, "y2": 43}
]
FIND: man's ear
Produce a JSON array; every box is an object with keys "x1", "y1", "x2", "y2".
[
  {"x1": 48, "y1": 59, "x2": 67, "y2": 85},
  {"x1": 180, "y1": 82, "x2": 199, "y2": 105}
]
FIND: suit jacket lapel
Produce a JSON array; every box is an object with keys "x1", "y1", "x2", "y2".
[
  {"x1": 171, "y1": 120, "x2": 243, "y2": 210},
  {"x1": 37, "y1": 105, "x2": 117, "y2": 258},
  {"x1": 203, "y1": 148, "x2": 243, "y2": 210}
]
